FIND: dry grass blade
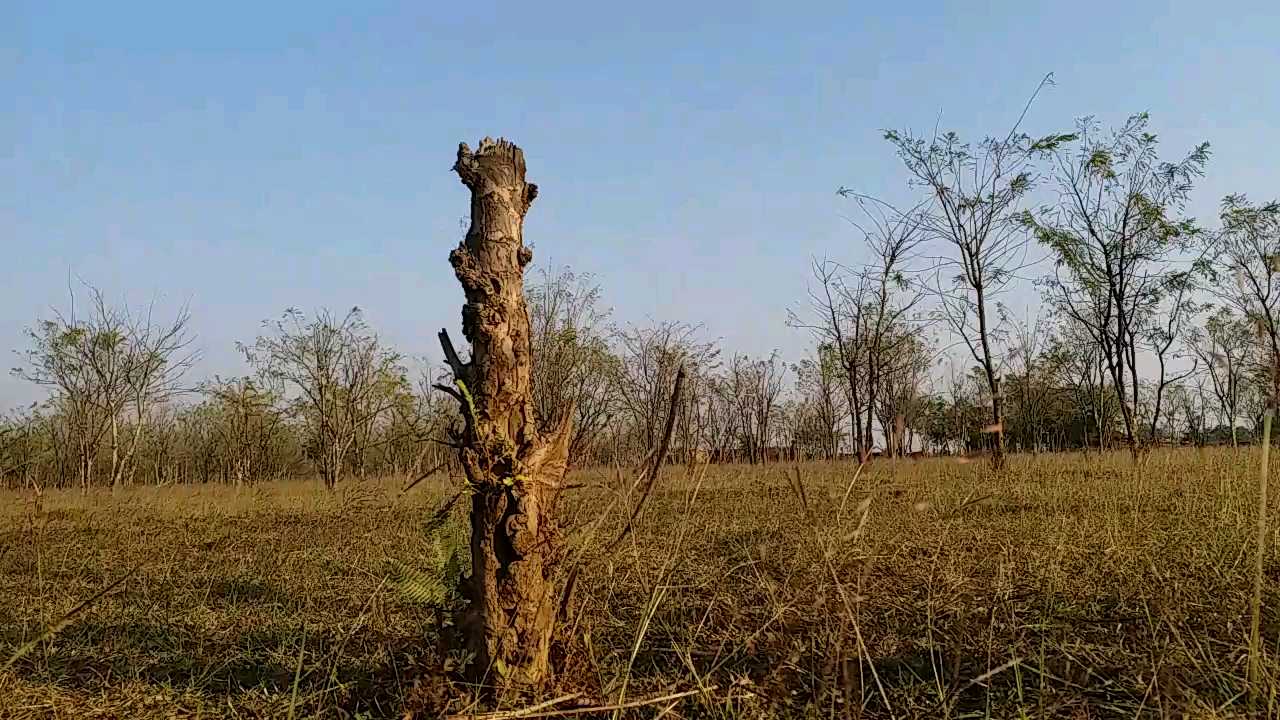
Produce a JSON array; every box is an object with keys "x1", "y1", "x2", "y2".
[
  {"x1": 396, "y1": 460, "x2": 451, "y2": 500},
  {"x1": 604, "y1": 365, "x2": 685, "y2": 554},
  {"x1": 442, "y1": 692, "x2": 581, "y2": 719},
  {"x1": 422, "y1": 488, "x2": 465, "y2": 535},
  {"x1": 287, "y1": 624, "x2": 308, "y2": 720},
  {"x1": 614, "y1": 583, "x2": 670, "y2": 713},
  {"x1": 948, "y1": 656, "x2": 1022, "y2": 701},
  {"x1": 611, "y1": 459, "x2": 709, "y2": 717},
  {"x1": 836, "y1": 460, "x2": 867, "y2": 521},
  {"x1": 3, "y1": 563, "x2": 140, "y2": 672},
  {"x1": 790, "y1": 467, "x2": 896, "y2": 720},
  {"x1": 1248, "y1": 408, "x2": 1272, "y2": 711}
]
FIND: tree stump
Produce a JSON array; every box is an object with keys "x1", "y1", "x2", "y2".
[{"x1": 440, "y1": 137, "x2": 573, "y2": 689}]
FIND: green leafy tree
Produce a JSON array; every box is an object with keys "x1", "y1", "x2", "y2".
[
  {"x1": 884, "y1": 75, "x2": 1071, "y2": 468},
  {"x1": 1026, "y1": 112, "x2": 1209, "y2": 460}
]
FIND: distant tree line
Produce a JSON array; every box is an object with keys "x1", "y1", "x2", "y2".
[
  {"x1": 2, "y1": 297, "x2": 455, "y2": 491},
  {"x1": 5, "y1": 108, "x2": 1280, "y2": 489}
]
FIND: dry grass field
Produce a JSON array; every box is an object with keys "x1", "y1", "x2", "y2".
[{"x1": 2, "y1": 448, "x2": 1278, "y2": 718}]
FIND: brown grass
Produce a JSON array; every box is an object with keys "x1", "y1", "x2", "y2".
[{"x1": 1, "y1": 448, "x2": 1278, "y2": 718}]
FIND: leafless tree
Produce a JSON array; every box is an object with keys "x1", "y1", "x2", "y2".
[
  {"x1": 1144, "y1": 274, "x2": 1201, "y2": 446},
  {"x1": 791, "y1": 343, "x2": 846, "y2": 460},
  {"x1": 0, "y1": 405, "x2": 47, "y2": 490},
  {"x1": 672, "y1": 363, "x2": 724, "y2": 465},
  {"x1": 527, "y1": 265, "x2": 619, "y2": 462},
  {"x1": 791, "y1": 215, "x2": 926, "y2": 461},
  {"x1": 1187, "y1": 307, "x2": 1254, "y2": 446},
  {"x1": 1006, "y1": 311, "x2": 1052, "y2": 452},
  {"x1": 837, "y1": 194, "x2": 930, "y2": 457},
  {"x1": 683, "y1": 369, "x2": 737, "y2": 464},
  {"x1": 1240, "y1": 369, "x2": 1271, "y2": 435},
  {"x1": 726, "y1": 351, "x2": 787, "y2": 463},
  {"x1": 792, "y1": 259, "x2": 873, "y2": 459},
  {"x1": 375, "y1": 371, "x2": 456, "y2": 479},
  {"x1": 1043, "y1": 311, "x2": 1118, "y2": 452},
  {"x1": 203, "y1": 376, "x2": 285, "y2": 487},
  {"x1": 875, "y1": 326, "x2": 932, "y2": 456},
  {"x1": 241, "y1": 307, "x2": 403, "y2": 490},
  {"x1": 613, "y1": 320, "x2": 718, "y2": 463},
  {"x1": 115, "y1": 301, "x2": 197, "y2": 488},
  {"x1": 14, "y1": 285, "x2": 196, "y2": 492},
  {"x1": 1167, "y1": 375, "x2": 1209, "y2": 447}
]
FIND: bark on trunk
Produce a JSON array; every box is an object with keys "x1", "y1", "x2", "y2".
[{"x1": 442, "y1": 138, "x2": 573, "y2": 690}]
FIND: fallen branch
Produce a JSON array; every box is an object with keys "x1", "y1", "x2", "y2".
[
  {"x1": 396, "y1": 459, "x2": 450, "y2": 499},
  {"x1": 445, "y1": 686, "x2": 715, "y2": 719},
  {"x1": 4, "y1": 563, "x2": 141, "y2": 671}
]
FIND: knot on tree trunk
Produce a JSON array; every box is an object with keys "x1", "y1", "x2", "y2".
[
  {"x1": 448, "y1": 247, "x2": 483, "y2": 289},
  {"x1": 506, "y1": 512, "x2": 537, "y2": 555}
]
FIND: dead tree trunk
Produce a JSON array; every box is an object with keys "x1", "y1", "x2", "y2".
[{"x1": 439, "y1": 138, "x2": 573, "y2": 690}]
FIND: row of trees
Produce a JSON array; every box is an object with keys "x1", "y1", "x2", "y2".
[
  {"x1": 3, "y1": 301, "x2": 455, "y2": 491},
  {"x1": 0, "y1": 269, "x2": 841, "y2": 491},
  {"x1": 7, "y1": 250, "x2": 1272, "y2": 494},
  {"x1": 4, "y1": 110, "x2": 1280, "y2": 489},
  {"x1": 791, "y1": 95, "x2": 1280, "y2": 465}
]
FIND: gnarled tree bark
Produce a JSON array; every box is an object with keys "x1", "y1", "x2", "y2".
[{"x1": 440, "y1": 138, "x2": 572, "y2": 690}]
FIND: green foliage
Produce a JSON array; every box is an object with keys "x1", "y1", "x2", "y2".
[
  {"x1": 1086, "y1": 149, "x2": 1115, "y2": 178},
  {"x1": 391, "y1": 512, "x2": 467, "y2": 608},
  {"x1": 1028, "y1": 132, "x2": 1078, "y2": 152},
  {"x1": 1028, "y1": 114, "x2": 1209, "y2": 390}
]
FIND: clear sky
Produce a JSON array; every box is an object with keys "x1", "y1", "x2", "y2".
[{"x1": 4, "y1": 0, "x2": 1278, "y2": 408}]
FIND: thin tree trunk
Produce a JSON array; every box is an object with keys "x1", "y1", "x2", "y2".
[
  {"x1": 442, "y1": 138, "x2": 573, "y2": 690},
  {"x1": 79, "y1": 447, "x2": 90, "y2": 495},
  {"x1": 123, "y1": 414, "x2": 144, "y2": 487},
  {"x1": 991, "y1": 375, "x2": 1005, "y2": 466},
  {"x1": 974, "y1": 284, "x2": 1005, "y2": 470},
  {"x1": 110, "y1": 414, "x2": 121, "y2": 493}
]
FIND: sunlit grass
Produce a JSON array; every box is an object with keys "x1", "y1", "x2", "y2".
[{"x1": 0, "y1": 448, "x2": 1276, "y2": 718}]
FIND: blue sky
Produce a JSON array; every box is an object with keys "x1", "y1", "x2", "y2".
[{"x1": 3, "y1": 0, "x2": 1279, "y2": 408}]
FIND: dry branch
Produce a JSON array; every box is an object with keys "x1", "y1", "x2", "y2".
[{"x1": 444, "y1": 686, "x2": 716, "y2": 720}]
